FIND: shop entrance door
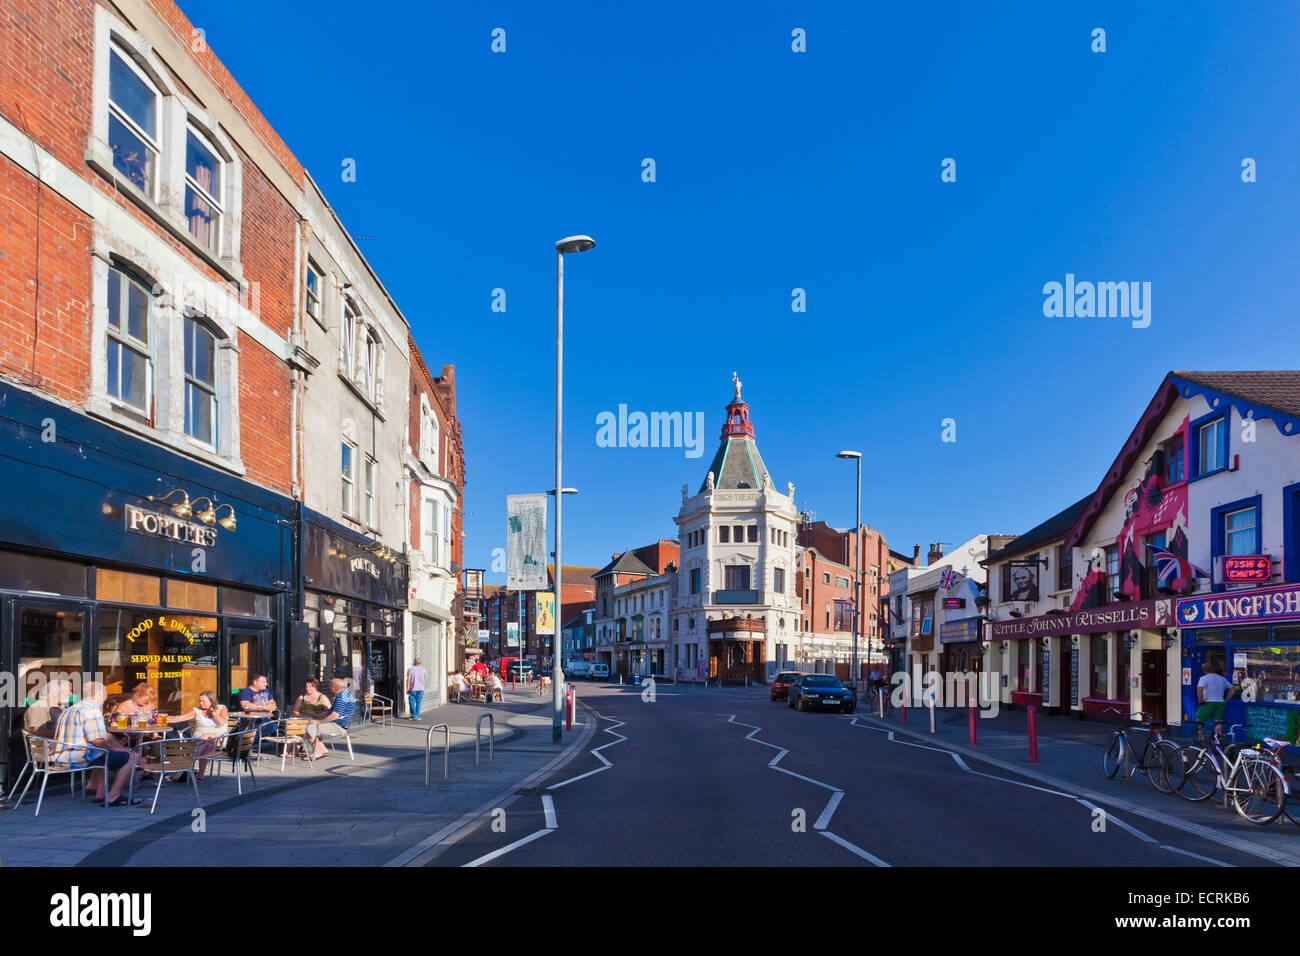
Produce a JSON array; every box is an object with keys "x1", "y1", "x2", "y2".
[
  {"x1": 368, "y1": 637, "x2": 398, "y2": 704},
  {"x1": 228, "y1": 626, "x2": 270, "y2": 706},
  {"x1": 1141, "y1": 649, "x2": 1167, "y2": 724}
]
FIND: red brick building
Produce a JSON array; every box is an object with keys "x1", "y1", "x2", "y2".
[{"x1": 483, "y1": 565, "x2": 599, "y2": 666}]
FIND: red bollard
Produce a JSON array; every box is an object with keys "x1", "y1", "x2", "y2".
[
  {"x1": 1027, "y1": 704, "x2": 1039, "y2": 764},
  {"x1": 901, "y1": 702, "x2": 907, "y2": 726},
  {"x1": 565, "y1": 686, "x2": 573, "y2": 732},
  {"x1": 969, "y1": 697, "x2": 977, "y2": 745}
]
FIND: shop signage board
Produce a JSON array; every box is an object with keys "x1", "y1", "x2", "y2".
[
  {"x1": 1041, "y1": 644, "x2": 1051, "y2": 700},
  {"x1": 989, "y1": 598, "x2": 1172, "y2": 640},
  {"x1": 1070, "y1": 646, "x2": 1079, "y2": 706},
  {"x1": 939, "y1": 617, "x2": 979, "y2": 643},
  {"x1": 1243, "y1": 704, "x2": 1300, "y2": 743},
  {"x1": 1176, "y1": 583, "x2": 1300, "y2": 628}
]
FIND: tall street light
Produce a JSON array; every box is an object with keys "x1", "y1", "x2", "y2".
[
  {"x1": 837, "y1": 450, "x2": 862, "y2": 697},
  {"x1": 554, "y1": 235, "x2": 595, "y2": 743}
]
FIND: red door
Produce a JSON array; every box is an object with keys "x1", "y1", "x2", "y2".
[{"x1": 1141, "y1": 650, "x2": 1167, "y2": 724}]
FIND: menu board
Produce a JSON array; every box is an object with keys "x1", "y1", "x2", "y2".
[
  {"x1": 1070, "y1": 646, "x2": 1079, "y2": 707},
  {"x1": 369, "y1": 640, "x2": 390, "y2": 690},
  {"x1": 1243, "y1": 704, "x2": 1299, "y2": 743},
  {"x1": 1041, "y1": 645, "x2": 1051, "y2": 700}
]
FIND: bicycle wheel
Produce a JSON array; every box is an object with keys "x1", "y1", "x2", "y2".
[
  {"x1": 1102, "y1": 734, "x2": 1125, "y2": 779},
  {"x1": 1229, "y1": 759, "x2": 1285, "y2": 825},
  {"x1": 1170, "y1": 746, "x2": 1218, "y2": 802},
  {"x1": 1145, "y1": 739, "x2": 1180, "y2": 794}
]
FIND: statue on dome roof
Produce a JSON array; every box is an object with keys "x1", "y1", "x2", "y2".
[
  {"x1": 732, "y1": 371, "x2": 742, "y2": 402},
  {"x1": 706, "y1": 471, "x2": 715, "y2": 491}
]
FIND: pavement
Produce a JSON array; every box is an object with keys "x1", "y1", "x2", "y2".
[
  {"x1": 0, "y1": 687, "x2": 594, "y2": 867},
  {"x1": 433, "y1": 682, "x2": 1298, "y2": 867}
]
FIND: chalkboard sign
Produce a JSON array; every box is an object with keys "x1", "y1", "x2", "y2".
[
  {"x1": 1041, "y1": 645, "x2": 1051, "y2": 702},
  {"x1": 1243, "y1": 704, "x2": 1300, "y2": 743},
  {"x1": 369, "y1": 640, "x2": 390, "y2": 690},
  {"x1": 1070, "y1": 646, "x2": 1079, "y2": 708}
]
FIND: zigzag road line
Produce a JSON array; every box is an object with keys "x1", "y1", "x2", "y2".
[
  {"x1": 719, "y1": 713, "x2": 889, "y2": 867},
  {"x1": 844, "y1": 717, "x2": 1234, "y2": 867},
  {"x1": 462, "y1": 710, "x2": 627, "y2": 867}
]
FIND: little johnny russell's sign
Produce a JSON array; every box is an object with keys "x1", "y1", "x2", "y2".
[
  {"x1": 125, "y1": 503, "x2": 217, "y2": 547},
  {"x1": 988, "y1": 598, "x2": 1172, "y2": 640}
]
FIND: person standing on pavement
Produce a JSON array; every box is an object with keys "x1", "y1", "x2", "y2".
[
  {"x1": 405, "y1": 658, "x2": 427, "y2": 720},
  {"x1": 1196, "y1": 662, "x2": 1235, "y2": 737}
]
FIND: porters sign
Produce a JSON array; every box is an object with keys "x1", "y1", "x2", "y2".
[{"x1": 125, "y1": 503, "x2": 217, "y2": 547}]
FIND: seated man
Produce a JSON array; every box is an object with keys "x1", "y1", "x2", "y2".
[
  {"x1": 52, "y1": 682, "x2": 142, "y2": 805},
  {"x1": 237, "y1": 674, "x2": 278, "y2": 715},
  {"x1": 23, "y1": 678, "x2": 73, "y2": 739},
  {"x1": 304, "y1": 678, "x2": 355, "y2": 760},
  {"x1": 486, "y1": 673, "x2": 504, "y2": 703},
  {"x1": 452, "y1": 671, "x2": 471, "y2": 701}
]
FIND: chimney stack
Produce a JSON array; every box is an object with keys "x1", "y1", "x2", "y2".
[
  {"x1": 912, "y1": 544, "x2": 921, "y2": 562},
  {"x1": 928, "y1": 542, "x2": 945, "y2": 566}
]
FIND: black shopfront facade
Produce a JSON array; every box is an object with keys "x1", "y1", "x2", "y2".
[
  {"x1": 0, "y1": 383, "x2": 295, "y2": 795},
  {"x1": 295, "y1": 511, "x2": 407, "y2": 711}
]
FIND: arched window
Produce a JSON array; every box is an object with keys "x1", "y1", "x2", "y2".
[
  {"x1": 106, "y1": 264, "x2": 153, "y2": 413},
  {"x1": 183, "y1": 315, "x2": 219, "y2": 446}
]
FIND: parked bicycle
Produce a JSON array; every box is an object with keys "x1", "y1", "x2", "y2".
[
  {"x1": 1163, "y1": 721, "x2": 1288, "y2": 825},
  {"x1": 1101, "y1": 711, "x2": 1179, "y2": 794}
]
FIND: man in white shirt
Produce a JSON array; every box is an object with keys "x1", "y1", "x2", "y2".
[{"x1": 1196, "y1": 662, "x2": 1235, "y2": 737}]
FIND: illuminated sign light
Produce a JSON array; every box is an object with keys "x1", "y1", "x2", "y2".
[
  {"x1": 943, "y1": 598, "x2": 966, "y2": 610},
  {"x1": 1218, "y1": 555, "x2": 1272, "y2": 584}
]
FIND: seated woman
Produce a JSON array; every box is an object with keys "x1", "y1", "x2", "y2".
[
  {"x1": 486, "y1": 673, "x2": 504, "y2": 702},
  {"x1": 292, "y1": 678, "x2": 332, "y2": 720},
  {"x1": 451, "y1": 671, "x2": 471, "y2": 700},
  {"x1": 113, "y1": 682, "x2": 159, "y2": 724},
  {"x1": 173, "y1": 691, "x2": 228, "y2": 780}
]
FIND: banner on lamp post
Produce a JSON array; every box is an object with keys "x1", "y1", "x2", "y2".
[
  {"x1": 506, "y1": 622, "x2": 520, "y2": 647},
  {"x1": 506, "y1": 494, "x2": 547, "y2": 591},
  {"x1": 536, "y1": 592, "x2": 555, "y2": 635}
]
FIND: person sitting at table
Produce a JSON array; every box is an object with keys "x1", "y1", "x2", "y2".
[
  {"x1": 293, "y1": 678, "x2": 332, "y2": 720},
  {"x1": 303, "y1": 678, "x2": 355, "y2": 761},
  {"x1": 485, "y1": 673, "x2": 504, "y2": 703},
  {"x1": 469, "y1": 659, "x2": 489, "y2": 681},
  {"x1": 24, "y1": 678, "x2": 73, "y2": 739},
  {"x1": 113, "y1": 682, "x2": 159, "y2": 724},
  {"x1": 237, "y1": 674, "x2": 277, "y2": 715},
  {"x1": 53, "y1": 682, "x2": 143, "y2": 806},
  {"x1": 452, "y1": 671, "x2": 472, "y2": 700},
  {"x1": 174, "y1": 690, "x2": 228, "y2": 780}
]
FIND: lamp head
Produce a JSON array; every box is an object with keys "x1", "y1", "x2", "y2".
[
  {"x1": 192, "y1": 498, "x2": 217, "y2": 526},
  {"x1": 555, "y1": 235, "x2": 596, "y2": 254},
  {"x1": 836, "y1": 450, "x2": 862, "y2": 459}
]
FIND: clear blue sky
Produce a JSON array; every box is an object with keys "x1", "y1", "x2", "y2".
[{"x1": 193, "y1": 1, "x2": 1300, "y2": 580}]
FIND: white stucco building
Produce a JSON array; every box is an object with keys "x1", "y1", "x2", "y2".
[{"x1": 672, "y1": 375, "x2": 801, "y2": 682}]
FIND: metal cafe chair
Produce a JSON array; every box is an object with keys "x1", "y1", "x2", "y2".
[
  {"x1": 13, "y1": 733, "x2": 103, "y2": 815},
  {"x1": 258, "y1": 718, "x2": 310, "y2": 771},
  {"x1": 203, "y1": 728, "x2": 259, "y2": 795},
  {"x1": 365, "y1": 692, "x2": 394, "y2": 727},
  {"x1": 131, "y1": 737, "x2": 203, "y2": 814},
  {"x1": 313, "y1": 719, "x2": 354, "y2": 761}
]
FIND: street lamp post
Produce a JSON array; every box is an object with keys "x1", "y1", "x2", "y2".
[
  {"x1": 837, "y1": 450, "x2": 862, "y2": 696},
  {"x1": 554, "y1": 235, "x2": 595, "y2": 743}
]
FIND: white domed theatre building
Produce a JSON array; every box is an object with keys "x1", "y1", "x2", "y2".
[{"x1": 672, "y1": 375, "x2": 801, "y2": 683}]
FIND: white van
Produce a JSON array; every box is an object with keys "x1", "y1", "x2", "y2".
[
  {"x1": 590, "y1": 663, "x2": 610, "y2": 680},
  {"x1": 566, "y1": 661, "x2": 593, "y2": 679}
]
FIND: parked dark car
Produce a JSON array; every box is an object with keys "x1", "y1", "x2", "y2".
[
  {"x1": 770, "y1": 671, "x2": 802, "y2": 702},
  {"x1": 788, "y1": 674, "x2": 855, "y2": 713}
]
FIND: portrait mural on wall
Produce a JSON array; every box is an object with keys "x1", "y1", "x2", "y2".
[
  {"x1": 1008, "y1": 562, "x2": 1040, "y2": 602},
  {"x1": 1070, "y1": 416, "x2": 1198, "y2": 611}
]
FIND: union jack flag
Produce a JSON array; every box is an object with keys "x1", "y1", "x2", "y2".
[
  {"x1": 939, "y1": 567, "x2": 958, "y2": 590},
  {"x1": 1147, "y1": 544, "x2": 1209, "y2": 587}
]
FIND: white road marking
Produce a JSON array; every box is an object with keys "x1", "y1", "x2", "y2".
[
  {"x1": 821, "y1": 829, "x2": 891, "y2": 867},
  {"x1": 847, "y1": 715, "x2": 1238, "y2": 866},
  {"x1": 723, "y1": 714, "x2": 886, "y2": 866},
  {"x1": 463, "y1": 827, "x2": 553, "y2": 867},
  {"x1": 542, "y1": 794, "x2": 557, "y2": 829},
  {"x1": 547, "y1": 715, "x2": 627, "y2": 791},
  {"x1": 1159, "y1": 844, "x2": 1231, "y2": 867}
]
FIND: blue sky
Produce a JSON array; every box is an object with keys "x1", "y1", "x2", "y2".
[{"x1": 194, "y1": 1, "x2": 1300, "y2": 579}]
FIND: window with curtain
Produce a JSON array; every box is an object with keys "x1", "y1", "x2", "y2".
[
  {"x1": 1198, "y1": 417, "x2": 1225, "y2": 474},
  {"x1": 1225, "y1": 506, "x2": 1258, "y2": 556},
  {"x1": 363, "y1": 457, "x2": 376, "y2": 526},
  {"x1": 423, "y1": 497, "x2": 438, "y2": 565},
  {"x1": 108, "y1": 46, "x2": 159, "y2": 196},
  {"x1": 185, "y1": 128, "x2": 223, "y2": 254},
  {"x1": 183, "y1": 316, "x2": 218, "y2": 446},
  {"x1": 725, "y1": 565, "x2": 749, "y2": 590},
  {"x1": 106, "y1": 264, "x2": 152, "y2": 413}
]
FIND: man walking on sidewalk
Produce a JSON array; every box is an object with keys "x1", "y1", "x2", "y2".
[{"x1": 406, "y1": 658, "x2": 427, "y2": 720}]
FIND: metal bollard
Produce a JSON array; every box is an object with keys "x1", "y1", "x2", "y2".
[
  {"x1": 565, "y1": 685, "x2": 574, "y2": 732},
  {"x1": 475, "y1": 712, "x2": 494, "y2": 766},
  {"x1": 424, "y1": 722, "x2": 450, "y2": 786},
  {"x1": 1027, "y1": 704, "x2": 1039, "y2": 764},
  {"x1": 901, "y1": 701, "x2": 907, "y2": 726},
  {"x1": 929, "y1": 697, "x2": 935, "y2": 734}
]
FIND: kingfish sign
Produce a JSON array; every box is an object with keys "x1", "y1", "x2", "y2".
[{"x1": 1176, "y1": 584, "x2": 1300, "y2": 628}]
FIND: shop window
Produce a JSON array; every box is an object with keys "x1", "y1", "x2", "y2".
[
  {"x1": 96, "y1": 567, "x2": 160, "y2": 606},
  {"x1": 229, "y1": 630, "x2": 260, "y2": 694},
  {"x1": 0, "y1": 551, "x2": 88, "y2": 596},
  {"x1": 1235, "y1": 644, "x2": 1300, "y2": 703},
  {"x1": 97, "y1": 610, "x2": 217, "y2": 715},
  {"x1": 165, "y1": 577, "x2": 216, "y2": 612},
  {"x1": 19, "y1": 608, "x2": 85, "y2": 705},
  {"x1": 221, "y1": 587, "x2": 270, "y2": 618},
  {"x1": 1019, "y1": 639, "x2": 1033, "y2": 691},
  {"x1": 1274, "y1": 625, "x2": 1300, "y2": 644},
  {"x1": 1195, "y1": 629, "x2": 1227, "y2": 646}
]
